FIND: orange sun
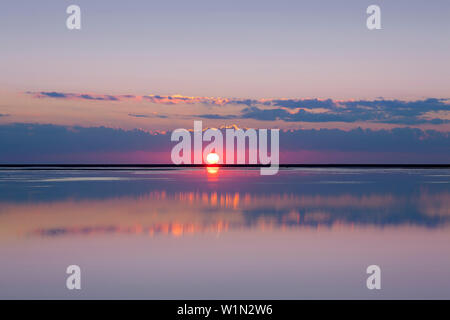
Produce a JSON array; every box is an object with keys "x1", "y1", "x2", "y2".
[{"x1": 206, "y1": 152, "x2": 220, "y2": 164}]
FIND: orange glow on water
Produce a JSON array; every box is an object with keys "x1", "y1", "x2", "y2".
[{"x1": 207, "y1": 167, "x2": 219, "y2": 174}]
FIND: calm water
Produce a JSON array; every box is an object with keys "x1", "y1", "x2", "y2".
[{"x1": 0, "y1": 167, "x2": 449, "y2": 299}]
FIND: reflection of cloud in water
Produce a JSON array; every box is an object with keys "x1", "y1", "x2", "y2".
[
  {"x1": 314, "y1": 181, "x2": 372, "y2": 184},
  {"x1": 424, "y1": 181, "x2": 450, "y2": 184},
  {"x1": 40, "y1": 177, "x2": 130, "y2": 182},
  {"x1": 31, "y1": 223, "x2": 231, "y2": 238},
  {"x1": 35, "y1": 177, "x2": 171, "y2": 182},
  {"x1": 0, "y1": 189, "x2": 447, "y2": 240},
  {"x1": 417, "y1": 192, "x2": 450, "y2": 216}
]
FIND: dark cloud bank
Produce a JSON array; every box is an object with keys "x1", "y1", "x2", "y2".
[{"x1": 0, "y1": 123, "x2": 448, "y2": 163}]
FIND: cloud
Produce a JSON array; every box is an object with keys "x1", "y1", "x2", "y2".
[
  {"x1": 142, "y1": 94, "x2": 231, "y2": 105},
  {"x1": 30, "y1": 91, "x2": 120, "y2": 101},
  {"x1": 240, "y1": 106, "x2": 359, "y2": 122},
  {"x1": 28, "y1": 92, "x2": 231, "y2": 105},
  {"x1": 237, "y1": 98, "x2": 450, "y2": 124},
  {"x1": 128, "y1": 113, "x2": 168, "y2": 119},
  {"x1": 26, "y1": 91, "x2": 450, "y2": 124},
  {"x1": 337, "y1": 98, "x2": 450, "y2": 124},
  {"x1": 0, "y1": 123, "x2": 170, "y2": 155},
  {"x1": 195, "y1": 114, "x2": 237, "y2": 119},
  {"x1": 280, "y1": 127, "x2": 449, "y2": 153},
  {"x1": 197, "y1": 100, "x2": 450, "y2": 124},
  {"x1": 0, "y1": 123, "x2": 448, "y2": 163},
  {"x1": 128, "y1": 114, "x2": 150, "y2": 118},
  {"x1": 270, "y1": 98, "x2": 336, "y2": 109}
]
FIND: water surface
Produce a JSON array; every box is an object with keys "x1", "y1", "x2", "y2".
[{"x1": 0, "y1": 167, "x2": 449, "y2": 299}]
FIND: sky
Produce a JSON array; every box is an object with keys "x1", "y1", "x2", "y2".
[{"x1": 0, "y1": 0, "x2": 449, "y2": 163}]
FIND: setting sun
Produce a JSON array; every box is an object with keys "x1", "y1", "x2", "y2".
[{"x1": 206, "y1": 152, "x2": 220, "y2": 164}]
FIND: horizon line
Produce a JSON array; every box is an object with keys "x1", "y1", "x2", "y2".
[{"x1": 0, "y1": 164, "x2": 449, "y2": 169}]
